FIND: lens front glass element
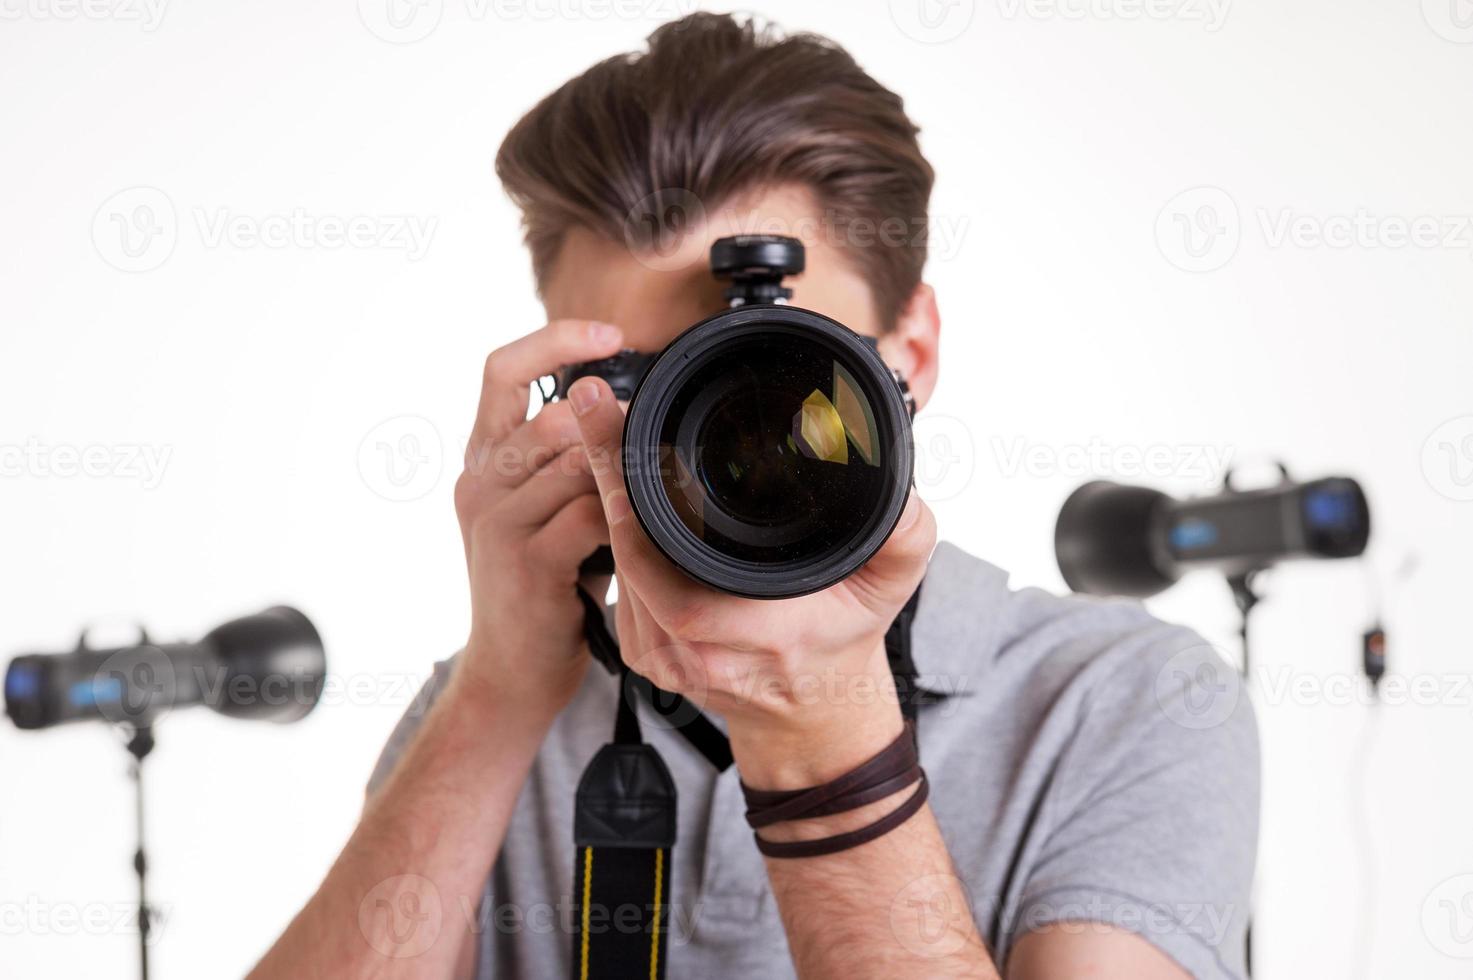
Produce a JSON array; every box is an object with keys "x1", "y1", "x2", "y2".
[{"x1": 657, "y1": 333, "x2": 887, "y2": 565}]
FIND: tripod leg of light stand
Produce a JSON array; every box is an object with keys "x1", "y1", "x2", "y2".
[
  {"x1": 125, "y1": 726, "x2": 154, "y2": 980},
  {"x1": 1225, "y1": 572, "x2": 1261, "y2": 978},
  {"x1": 1228, "y1": 571, "x2": 1261, "y2": 681}
]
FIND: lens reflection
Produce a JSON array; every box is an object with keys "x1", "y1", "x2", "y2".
[{"x1": 658, "y1": 333, "x2": 885, "y2": 564}]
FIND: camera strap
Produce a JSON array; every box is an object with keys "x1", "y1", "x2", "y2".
[
  {"x1": 567, "y1": 584, "x2": 930, "y2": 979},
  {"x1": 575, "y1": 588, "x2": 733, "y2": 772},
  {"x1": 569, "y1": 588, "x2": 676, "y2": 980},
  {"x1": 569, "y1": 661, "x2": 675, "y2": 980}
]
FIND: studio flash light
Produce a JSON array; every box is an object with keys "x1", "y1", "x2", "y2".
[
  {"x1": 4, "y1": 605, "x2": 327, "y2": 730},
  {"x1": 1055, "y1": 470, "x2": 1371, "y2": 599},
  {"x1": 4, "y1": 605, "x2": 326, "y2": 980}
]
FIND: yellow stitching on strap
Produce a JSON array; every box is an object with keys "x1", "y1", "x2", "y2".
[
  {"x1": 649, "y1": 848, "x2": 664, "y2": 980},
  {"x1": 580, "y1": 847, "x2": 593, "y2": 980}
]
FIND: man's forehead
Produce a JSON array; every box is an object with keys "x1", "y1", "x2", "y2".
[
  {"x1": 543, "y1": 229, "x2": 720, "y2": 346},
  {"x1": 560, "y1": 185, "x2": 832, "y2": 272},
  {"x1": 542, "y1": 184, "x2": 878, "y2": 343}
]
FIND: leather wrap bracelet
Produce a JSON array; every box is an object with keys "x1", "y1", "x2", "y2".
[{"x1": 739, "y1": 721, "x2": 928, "y2": 859}]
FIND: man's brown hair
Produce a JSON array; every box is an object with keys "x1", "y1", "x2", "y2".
[{"x1": 495, "y1": 13, "x2": 935, "y2": 328}]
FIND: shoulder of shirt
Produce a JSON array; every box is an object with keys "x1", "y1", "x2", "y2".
[{"x1": 917, "y1": 540, "x2": 1232, "y2": 701}]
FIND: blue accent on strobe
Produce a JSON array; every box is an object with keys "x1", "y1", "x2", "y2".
[
  {"x1": 1170, "y1": 518, "x2": 1219, "y2": 552},
  {"x1": 68, "y1": 676, "x2": 124, "y2": 708},
  {"x1": 6, "y1": 664, "x2": 41, "y2": 701},
  {"x1": 1304, "y1": 486, "x2": 1358, "y2": 531}
]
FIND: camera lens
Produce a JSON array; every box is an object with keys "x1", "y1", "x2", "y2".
[
  {"x1": 623, "y1": 307, "x2": 912, "y2": 599},
  {"x1": 662, "y1": 336, "x2": 886, "y2": 559}
]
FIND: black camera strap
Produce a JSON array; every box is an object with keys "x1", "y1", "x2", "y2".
[
  {"x1": 569, "y1": 588, "x2": 676, "y2": 980},
  {"x1": 569, "y1": 659, "x2": 675, "y2": 980},
  {"x1": 574, "y1": 588, "x2": 733, "y2": 772},
  {"x1": 567, "y1": 584, "x2": 931, "y2": 979}
]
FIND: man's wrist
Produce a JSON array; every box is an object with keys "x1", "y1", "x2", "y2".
[
  {"x1": 724, "y1": 640, "x2": 905, "y2": 790},
  {"x1": 447, "y1": 645, "x2": 575, "y2": 736}
]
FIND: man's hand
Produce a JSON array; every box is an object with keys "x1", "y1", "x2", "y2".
[
  {"x1": 453, "y1": 319, "x2": 624, "y2": 709},
  {"x1": 566, "y1": 374, "x2": 937, "y2": 787}
]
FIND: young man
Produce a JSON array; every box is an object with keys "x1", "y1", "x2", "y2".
[{"x1": 251, "y1": 14, "x2": 1257, "y2": 980}]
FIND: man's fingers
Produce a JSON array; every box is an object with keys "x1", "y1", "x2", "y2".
[
  {"x1": 568, "y1": 376, "x2": 693, "y2": 600},
  {"x1": 471, "y1": 319, "x2": 623, "y2": 446},
  {"x1": 852, "y1": 491, "x2": 936, "y2": 608},
  {"x1": 494, "y1": 445, "x2": 598, "y2": 529},
  {"x1": 467, "y1": 401, "x2": 584, "y2": 488},
  {"x1": 527, "y1": 493, "x2": 611, "y2": 579}
]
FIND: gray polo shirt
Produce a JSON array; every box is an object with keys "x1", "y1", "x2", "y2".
[{"x1": 368, "y1": 542, "x2": 1258, "y2": 979}]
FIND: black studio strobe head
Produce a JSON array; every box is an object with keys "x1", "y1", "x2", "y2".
[
  {"x1": 1054, "y1": 474, "x2": 1371, "y2": 599},
  {"x1": 619, "y1": 238, "x2": 914, "y2": 599}
]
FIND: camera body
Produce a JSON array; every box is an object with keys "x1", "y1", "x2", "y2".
[{"x1": 549, "y1": 235, "x2": 915, "y2": 599}]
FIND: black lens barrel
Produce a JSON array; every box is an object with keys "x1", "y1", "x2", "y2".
[{"x1": 622, "y1": 305, "x2": 913, "y2": 599}]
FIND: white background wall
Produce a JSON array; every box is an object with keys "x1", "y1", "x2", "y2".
[{"x1": 2, "y1": 1, "x2": 1471, "y2": 977}]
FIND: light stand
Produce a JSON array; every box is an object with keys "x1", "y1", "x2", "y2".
[
  {"x1": 122, "y1": 724, "x2": 154, "y2": 980},
  {"x1": 1227, "y1": 569, "x2": 1263, "y2": 680},
  {"x1": 1225, "y1": 570, "x2": 1264, "y2": 978}
]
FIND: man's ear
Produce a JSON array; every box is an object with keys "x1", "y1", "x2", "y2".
[{"x1": 876, "y1": 282, "x2": 941, "y2": 412}]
